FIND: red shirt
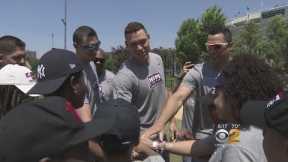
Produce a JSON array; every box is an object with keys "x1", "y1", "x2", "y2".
[{"x1": 65, "y1": 101, "x2": 82, "y2": 123}]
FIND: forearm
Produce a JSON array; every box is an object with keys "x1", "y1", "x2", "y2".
[
  {"x1": 163, "y1": 139, "x2": 214, "y2": 157},
  {"x1": 134, "y1": 142, "x2": 158, "y2": 156},
  {"x1": 88, "y1": 141, "x2": 105, "y2": 161},
  {"x1": 164, "y1": 141, "x2": 195, "y2": 156},
  {"x1": 142, "y1": 86, "x2": 191, "y2": 139},
  {"x1": 156, "y1": 94, "x2": 183, "y2": 127},
  {"x1": 76, "y1": 103, "x2": 92, "y2": 123}
]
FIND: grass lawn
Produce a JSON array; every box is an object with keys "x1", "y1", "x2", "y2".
[
  {"x1": 166, "y1": 119, "x2": 183, "y2": 162},
  {"x1": 170, "y1": 153, "x2": 182, "y2": 162}
]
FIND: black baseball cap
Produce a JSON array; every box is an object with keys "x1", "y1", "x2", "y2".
[
  {"x1": 241, "y1": 91, "x2": 288, "y2": 138},
  {"x1": 29, "y1": 48, "x2": 83, "y2": 95},
  {"x1": 96, "y1": 99, "x2": 140, "y2": 155},
  {"x1": 98, "y1": 98, "x2": 140, "y2": 143},
  {"x1": 0, "y1": 96, "x2": 118, "y2": 162},
  {"x1": 0, "y1": 97, "x2": 141, "y2": 162}
]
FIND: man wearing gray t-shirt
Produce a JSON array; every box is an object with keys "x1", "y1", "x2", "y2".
[
  {"x1": 93, "y1": 48, "x2": 115, "y2": 102},
  {"x1": 73, "y1": 26, "x2": 101, "y2": 122},
  {"x1": 113, "y1": 22, "x2": 166, "y2": 132},
  {"x1": 148, "y1": 55, "x2": 277, "y2": 162},
  {"x1": 112, "y1": 22, "x2": 166, "y2": 159},
  {"x1": 143, "y1": 27, "x2": 232, "y2": 162}
]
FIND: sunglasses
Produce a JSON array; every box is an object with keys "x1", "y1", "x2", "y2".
[
  {"x1": 81, "y1": 41, "x2": 101, "y2": 51},
  {"x1": 206, "y1": 42, "x2": 228, "y2": 50},
  {"x1": 94, "y1": 58, "x2": 105, "y2": 64}
]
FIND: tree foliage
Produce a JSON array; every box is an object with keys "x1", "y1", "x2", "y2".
[
  {"x1": 233, "y1": 21, "x2": 265, "y2": 56},
  {"x1": 266, "y1": 16, "x2": 288, "y2": 70},
  {"x1": 201, "y1": 5, "x2": 226, "y2": 33},
  {"x1": 233, "y1": 16, "x2": 288, "y2": 71},
  {"x1": 175, "y1": 18, "x2": 203, "y2": 64},
  {"x1": 175, "y1": 5, "x2": 226, "y2": 65},
  {"x1": 105, "y1": 46, "x2": 128, "y2": 73}
]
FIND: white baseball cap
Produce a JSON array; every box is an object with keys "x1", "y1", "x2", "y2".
[{"x1": 0, "y1": 64, "x2": 36, "y2": 94}]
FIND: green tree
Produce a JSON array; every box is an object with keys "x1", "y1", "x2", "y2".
[
  {"x1": 232, "y1": 16, "x2": 288, "y2": 71},
  {"x1": 201, "y1": 5, "x2": 226, "y2": 33},
  {"x1": 175, "y1": 18, "x2": 203, "y2": 64},
  {"x1": 233, "y1": 21, "x2": 265, "y2": 56},
  {"x1": 175, "y1": 6, "x2": 227, "y2": 65},
  {"x1": 266, "y1": 15, "x2": 288, "y2": 70},
  {"x1": 26, "y1": 55, "x2": 39, "y2": 73},
  {"x1": 105, "y1": 46, "x2": 128, "y2": 73}
]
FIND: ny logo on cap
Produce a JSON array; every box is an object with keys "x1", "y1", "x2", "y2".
[{"x1": 37, "y1": 64, "x2": 46, "y2": 79}]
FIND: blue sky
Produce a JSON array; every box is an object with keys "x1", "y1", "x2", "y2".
[{"x1": 0, "y1": 0, "x2": 287, "y2": 57}]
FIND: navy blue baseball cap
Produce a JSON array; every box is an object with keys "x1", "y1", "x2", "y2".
[
  {"x1": 241, "y1": 91, "x2": 288, "y2": 138},
  {"x1": 29, "y1": 48, "x2": 83, "y2": 95},
  {"x1": 0, "y1": 97, "x2": 140, "y2": 162}
]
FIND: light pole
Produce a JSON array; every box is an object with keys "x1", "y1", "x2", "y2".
[
  {"x1": 61, "y1": 0, "x2": 67, "y2": 49},
  {"x1": 51, "y1": 33, "x2": 54, "y2": 49}
]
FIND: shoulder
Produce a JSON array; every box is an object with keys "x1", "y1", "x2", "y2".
[
  {"x1": 113, "y1": 68, "x2": 137, "y2": 86},
  {"x1": 117, "y1": 62, "x2": 132, "y2": 74},
  {"x1": 149, "y1": 52, "x2": 164, "y2": 71},
  {"x1": 0, "y1": 96, "x2": 66, "y2": 124},
  {"x1": 183, "y1": 63, "x2": 204, "y2": 80},
  {"x1": 116, "y1": 65, "x2": 135, "y2": 78},
  {"x1": 149, "y1": 52, "x2": 161, "y2": 58},
  {"x1": 105, "y1": 70, "x2": 115, "y2": 78},
  {"x1": 143, "y1": 155, "x2": 165, "y2": 162},
  {"x1": 27, "y1": 96, "x2": 66, "y2": 112},
  {"x1": 105, "y1": 69, "x2": 115, "y2": 75},
  {"x1": 149, "y1": 52, "x2": 163, "y2": 62},
  {"x1": 217, "y1": 144, "x2": 256, "y2": 162},
  {"x1": 190, "y1": 63, "x2": 204, "y2": 74}
]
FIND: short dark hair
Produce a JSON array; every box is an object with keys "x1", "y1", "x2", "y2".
[
  {"x1": 208, "y1": 27, "x2": 232, "y2": 44},
  {"x1": 0, "y1": 35, "x2": 25, "y2": 55},
  {"x1": 124, "y1": 21, "x2": 147, "y2": 37},
  {"x1": 73, "y1": 26, "x2": 98, "y2": 45},
  {"x1": 222, "y1": 54, "x2": 282, "y2": 111}
]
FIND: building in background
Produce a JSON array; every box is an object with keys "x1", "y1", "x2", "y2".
[{"x1": 227, "y1": 4, "x2": 288, "y2": 34}]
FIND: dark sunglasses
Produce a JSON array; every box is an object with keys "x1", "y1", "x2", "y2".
[
  {"x1": 94, "y1": 58, "x2": 105, "y2": 64},
  {"x1": 206, "y1": 43, "x2": 228, "y2": 50},
  {"x1": 81, "y1": 41, "x2": 101, "y2": 51}
]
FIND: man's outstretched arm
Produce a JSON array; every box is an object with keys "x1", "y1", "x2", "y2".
[{"x1": 142, "y1": 85, "x2": 192, "y2": 139}]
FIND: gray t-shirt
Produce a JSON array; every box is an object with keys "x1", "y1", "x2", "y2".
[
  {"x1": 113, "y1": 52, "x2": 166, "y2": 131},
  {"x1": 134, "y1": 155, "x2": 165, "y2": 162},
  {"x1": 98, "y1": 70, "x2": 115, "y2": 102},
  {"x1": 82, "y1": 61, "x2": 100, "y2": 114},
  {"x1": 143, "y1": 155, "x2": 165, "y2": 162},
  {"x1": 209, "y1": 126, "x2": 267, "y2": 162},
  {"x1": 181, "y1": 63, "x2": 221, "y2": 139}
]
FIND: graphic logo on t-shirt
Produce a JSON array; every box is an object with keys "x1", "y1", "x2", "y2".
[
  {"x1": 25, "y1": 72, "x2": 34, "y2": 81},
  {"x1": 148, "y1": 72, "x2": 162, "y2": 88}
]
